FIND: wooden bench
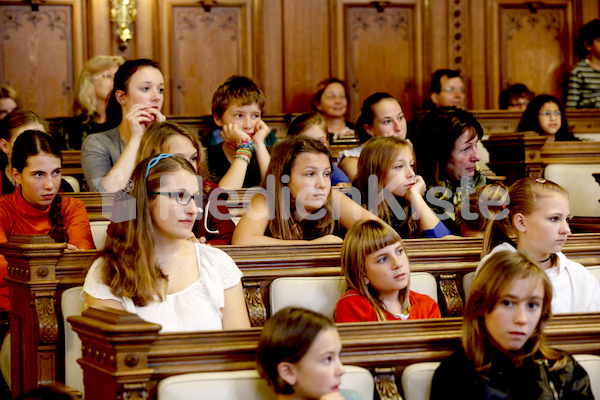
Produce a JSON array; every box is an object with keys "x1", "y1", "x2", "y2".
[
  {"x1": 67, "y1": 308, "x2": 600, "y2": 400},
  {"x1": 483, "y1": 131, "x2": 600, "y2": 183},
  {"x1": 473, "y1": 109, "x2": 600, "y2": 136},
  {"x1": 3, "y1": 233, "x2": 600, "y2": 397}
]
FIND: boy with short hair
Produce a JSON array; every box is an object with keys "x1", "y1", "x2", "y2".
[
  {"x1": 566, "y1": 19, "x2": 600, "y2": 108},
  {"x1": 206, "y1": 75, "x2": 271, "y2": 188}
]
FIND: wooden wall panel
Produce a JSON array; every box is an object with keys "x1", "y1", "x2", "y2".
[
  {"x1": 261, "y1": 0, "x2": 283, "y2": 113},
  {"x1": 1, "y1": 1, "x2": 598, "y2": 118},
  {"x1": 488, "y1": 1, "x2": 574, "y2": 108},
  {"x1": 159, "y1": 0, "x2": 254, "y2": 116},
  {"x1": 0, "y1": 2, "x2": 82, "y2": 117},
  {"x1": 342, "y1": 1, "x2": 422, "y2": 121},
  {"x1": 281, "y1": 0, "x2": 330, "y2": 113}
]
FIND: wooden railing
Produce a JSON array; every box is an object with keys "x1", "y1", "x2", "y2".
[
  {"x1": 68, "y1": 308, "x2": 600, "y2": 400},
  {"x1": 3, "y1": 233, "x2": 600, "y2": 397}
]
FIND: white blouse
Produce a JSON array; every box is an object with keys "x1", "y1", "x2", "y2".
[{"x1": 83, "y1": 243, "x2": 243, "y2": 332}]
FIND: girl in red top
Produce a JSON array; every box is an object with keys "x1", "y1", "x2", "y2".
[
  {"x1": 335, "y1": 220, "x2": 440, "y2": 322},
  {"x1": 0, "y1": 130, "x2": 95, "y2": 310}
]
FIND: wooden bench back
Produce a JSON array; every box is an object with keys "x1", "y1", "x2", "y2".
[
  {"x1": 67, "y1": 307, "x2": 600, "y2": 400},
  {"x1": 3, "y1": 233, "x2": 600, "y2": 398}
]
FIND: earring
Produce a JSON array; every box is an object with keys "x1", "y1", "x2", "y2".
[{"x1": 363, "y1": 277, "x2": 369, "y2": 285}]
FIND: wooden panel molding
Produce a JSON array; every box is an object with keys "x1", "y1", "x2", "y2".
[
  {"x1": 0, "y1": 1, "x2": 84, "y2": 117},
  {"x1": 158, "y1": 0, "x2": 255, "y2": 116},
  {"x1": 340, "y1": 1, "x2": 423, "y2": 121},
  {"x1": 488, "y1": 1, "x2": 574, "y2": 109}
]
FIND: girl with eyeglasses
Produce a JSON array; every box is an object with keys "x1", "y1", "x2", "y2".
[
  {"x1": 83, "y1": 154, "x2": 251, "y2": 332},
  {"x1": 516, "y1": 94, "x2": 579, "y2": 141}
]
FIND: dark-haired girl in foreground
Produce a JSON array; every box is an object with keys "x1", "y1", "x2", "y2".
[{"x1": 431, "y1": 251, "x2": 593, "y2": 399}]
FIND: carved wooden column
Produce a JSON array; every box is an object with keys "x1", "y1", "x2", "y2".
[
  {"x1": 68, "y1": 307, "x2": 160, "y2": 400},
  {"x1": 242, "y1": 281, "x2": 266, "y2": 327},
  {"x1": 1, "y1": 235, "x2": 65, "y2": 398},
  {"x1": 373, "y1": 367, "x2": 402, "y2": 400},
  {"x1": 438, "y1": 274, "x2": 463, "y2": 317}
]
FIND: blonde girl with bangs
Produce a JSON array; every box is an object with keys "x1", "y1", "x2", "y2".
[
  {"x1": 83, "y1": 154, "x2": 250, "y2": 332},
  {"x1": 432, "y1": 251, "x2": 593, "y2": 399},
  {"x1": 232, "y1": 136, "x2": 379, "y2": 245},
  {"x1": 335, "y1": 220, "x2": 440, "y2": 322},
  {"x1": 354, "y1": 136, "x2": 452, "y2": 238},
  {"x1": 136, "y1": 121, "x2": 235, "y2": 245},
  {"x1": 479, "y1": 177, "x2": 600, "y2": 313}
]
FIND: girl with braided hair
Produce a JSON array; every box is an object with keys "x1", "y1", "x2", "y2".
[{"x1": 0, "y1": 130, "x2": 95, "y2": 310}]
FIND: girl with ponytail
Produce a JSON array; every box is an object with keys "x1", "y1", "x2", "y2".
[
  {"x1": 0, "y1": 130, "x2": 95, "y2": 310},
  {"x1": 478, "y1": 177, "x2": 600, "y2": 313}
]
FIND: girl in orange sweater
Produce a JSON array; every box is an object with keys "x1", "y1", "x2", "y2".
[{"x1": 0, "y1": 130, "x2": 95, "y2": 310}]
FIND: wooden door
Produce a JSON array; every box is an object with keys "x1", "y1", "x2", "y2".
[
  {"x1": 158, "y1": 0, "x2": 256, "y2": 116},
  {"x1": 0, "y1": 0, "x2": 84, "y2": 117},
  {"x1": 487, "y1": 0, "x2": 575, "y2": 108},
  {"x1": 333, "y1": 0, "x2": 423, "y2": 122}
]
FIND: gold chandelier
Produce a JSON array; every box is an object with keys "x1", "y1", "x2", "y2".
[{"x1": 110, "y1": 0, "x2": 137, "y2": 50}]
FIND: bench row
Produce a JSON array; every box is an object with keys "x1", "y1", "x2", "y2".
[
  {"x1": 2, "y1": 233, "x2": 600, "y2": 397},
  {"x1": 68, "y1": 308, "x2": 600, "y2": 400}
]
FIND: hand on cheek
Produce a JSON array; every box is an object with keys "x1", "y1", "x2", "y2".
[
  {"x1": 253, "y1": 120, "x2": 270, "y2": 143},
  {"x1": 222, "y1": 123, "x2": 251, "y2": 146}
]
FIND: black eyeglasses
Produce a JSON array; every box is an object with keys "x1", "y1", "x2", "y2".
[{"x1": 150, "y1": 191, "x2": 203, "y2": 207}]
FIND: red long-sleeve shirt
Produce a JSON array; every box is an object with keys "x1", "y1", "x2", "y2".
[
  {"x1": 335, "y1": 289, "x2": 441, "y2": 323},
  {"x1": 0, "y1": 190, "x2": 95, "y2": 310}
]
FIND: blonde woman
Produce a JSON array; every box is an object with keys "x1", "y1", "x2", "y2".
[{"x1": 62, "y1": 55, "x2": 125, "y2": 149}]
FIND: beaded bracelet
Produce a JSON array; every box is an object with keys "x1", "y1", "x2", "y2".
[{"x1": 234, "y1": 138, "x2": 254, "y2": 164}]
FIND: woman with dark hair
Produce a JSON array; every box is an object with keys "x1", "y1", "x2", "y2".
[
  {"x1": 232, "y1": 136, "x2": 378, "y2": 245},
  {"x1": 338, "y1": 92, "x2": 407, "y2": 180},
  {"x1": 517, "y1": 94, "x2": 579, "y2": 142},
  {"x1": 411, "y1": 106, "x2": 486, "y2": 235},
  {"x1": 0, "y1": 110, "x2": 51, "y2": 194},
  {"x1": 81, "y1": 59, "x2": 166, "y2": 191},
  {"x1": 312, "y1": 78, "x2": 355, "y2": 140},
  {"x1": 0, "y1": 130, "x2": 94, "y2": 310}
]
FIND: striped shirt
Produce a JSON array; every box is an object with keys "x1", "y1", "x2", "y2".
[{"x1": 565, "y1": 59, "x2": 600, "y2": 108}]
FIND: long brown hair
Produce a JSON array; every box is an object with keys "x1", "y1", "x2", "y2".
[
  {"x1": 11, "y1": 130, "x2": 66, "y2": 243},
  {"x1": 463, "y1": 251, "x2": 564, "y2": 371},
  {"x1": 339, "y1": 220, "x2": 410, "y2": 321},
  {"x1": 355, "y1": 136, "x2": 420, "y2": 237},
  {"x1": 98, "y1": 155, "x2": 197, "y2": 306},
  {"x1": 137, "y1": 121, "x2": 210, "y2": 186},
  {"x1": 263, "y1": 137, "x2": 335, "y2": 240},
  {"x1": 482, "y1": 177, "x2": 568, "y2": 256}
]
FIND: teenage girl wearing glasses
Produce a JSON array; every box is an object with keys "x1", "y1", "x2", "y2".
[
  {"x1": 83, "y1": 154, "x2": 251, "y2": 332},
  {"x1": 516, "y1": 94, "x2": 579, "y2": 142}
]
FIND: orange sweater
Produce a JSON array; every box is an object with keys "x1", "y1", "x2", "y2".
[{"x1": 0, "y1": 190, "x2": 95, "y2": 310}]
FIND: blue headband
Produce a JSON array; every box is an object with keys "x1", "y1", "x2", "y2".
[{"x1": 145, "y1": 153, "x2": 173, "y2": 179}]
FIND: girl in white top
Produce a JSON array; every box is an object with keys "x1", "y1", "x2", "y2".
[
  {"x1": 478, "y1": 177, "x2": 600, "y2": 313},
  {"x1": 83, "y1": 154, "x2": 250, "y2": 332}
]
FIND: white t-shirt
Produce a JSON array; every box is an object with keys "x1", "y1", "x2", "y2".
[
  {"x1": 83, "y1": 243, "x2": 242, "y2": 332},
  {"x1": 477, "y1": 243, "x2": 600, "y2": 313}
]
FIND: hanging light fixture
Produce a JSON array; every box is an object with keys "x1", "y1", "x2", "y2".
[{"x1": 110, "y1": 0, "x2": 137, "y2": 50}]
